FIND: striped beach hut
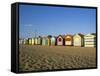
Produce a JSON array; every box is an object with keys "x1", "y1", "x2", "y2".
[
  {"x1": 51, "y1": 36, "x2": 56, "y2": 45},
  {"x1": 64, "y1": 35, "x2": 73, "y2": 46},
  {"x1": 37, "y1": 36, "x2": 42, "y2": 45},
  {"x1": 84, "y1": 33, "x2": 96, "y2": 47},
  {"x1": 56, "y1": 35, "x2": 64, "y2": 45},
  {"x1": 73, "y1": 33, "x2": 84, "y2": 47}
]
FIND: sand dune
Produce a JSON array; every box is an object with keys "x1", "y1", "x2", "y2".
[{"x1": 19, "y1": 45, "x2": 96, "y2": 71}]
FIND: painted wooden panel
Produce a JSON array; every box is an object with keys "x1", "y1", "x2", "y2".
[
  {"x1": 85, "y1": 39, "x2": 96, "y2": 42},
  {"x1": 85, "y1": 45, "x2": 96, "y2": 47}
]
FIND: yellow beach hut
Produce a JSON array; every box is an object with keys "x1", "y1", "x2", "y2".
[
  {"x1": 64, "y1": 35, "x2": 73, "y2": 46},
  {"x1": 73, "y1": 33, "x2": 84, "y2": 47}
]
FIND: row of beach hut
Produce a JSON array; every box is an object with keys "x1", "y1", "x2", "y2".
[{"x1": 19, "y1": 33, "x2": 96, "y2": 47}]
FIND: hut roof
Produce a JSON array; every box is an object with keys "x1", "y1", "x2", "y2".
[
  {"x1": 84, "y1": 33, "x2": 96, "y2": 37},
  {"x1": 57, "y1": 35, "x2": 66, "y2": 38},
  {"x1": 74, "y1": 33, "x2": 84, "y2": 38},
  {"x1": 65, "y1": 34, "x2": 73, "y2": 38},
  {"x1": 91, "y1": 33, "x2": 96, "y2": 35}
]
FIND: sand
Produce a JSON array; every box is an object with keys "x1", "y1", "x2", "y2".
[{"x1": 19, "y1": 45, "x2": 96, "y2": 72}]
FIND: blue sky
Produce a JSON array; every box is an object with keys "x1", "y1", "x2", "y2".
[{"x1": 19, "y1": 4, "x2": 96, "y2": 39}]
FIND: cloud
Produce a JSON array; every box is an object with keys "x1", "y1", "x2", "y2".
[{"x1": 24, "y1": 24, "x2": 32, "y2": 27}]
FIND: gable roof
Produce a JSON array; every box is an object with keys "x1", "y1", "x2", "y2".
[{"x1": 57, "y1": 35, "x2": 66, "y2": 39}]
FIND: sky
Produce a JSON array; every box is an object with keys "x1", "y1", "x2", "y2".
[{"x1": 19, "y1": 4, "x2": 96, "y2": 39}]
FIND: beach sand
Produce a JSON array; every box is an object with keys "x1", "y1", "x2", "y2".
[{"x1": 19, "y1": 45, "x2": 96, "y2": 71}]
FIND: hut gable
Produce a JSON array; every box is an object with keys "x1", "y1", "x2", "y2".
[{"x1": 84, "y1": 33, "x2": 96, "y2": 38}]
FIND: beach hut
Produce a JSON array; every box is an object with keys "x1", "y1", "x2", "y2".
[
  {"x1": 73, "y1": 33, "x2": 84, "y2": 47},
  {"x1": 31, "y1": 38, "x2": 35, "y2": 45},
  {"x1": 47, "y1": 35, "x2": 52, "y2": 45},
  {"x1": 28, "y1": 38, "x2": 32, "y2": 45},
  {"x1": 28, "y1": 38, "x2": 34, "y2": 45},
  {"x1": 42, "y1": 36, "x2": 51, "y2": 46},
  {"x1": 23, "y1": 39, "x2": 28, "y2": 45},
  {"x1": 56, "y1": 35, "x2": 64, "y2": 45},
  {"x1": 64, "y1": 35, "x2": 73, "y2": 46},
  {"x1": 84, "y1": 33, "x2": 96, "y2": 47},
  {"x1": 19, "y1": 39, "x2": 23, "y2": 44},
  {"x1": 51, "y1": 36, "x2": 56, "y2": 45},
  {"x1": 37, "y1": 36, "x2": 42, "y2": 45},
  {"x1": 42, "y1": 37, "x2": 47, "y2": 45},
  {"x1": 34, "y1": 38, "x2": 38, "y2": 45}
]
